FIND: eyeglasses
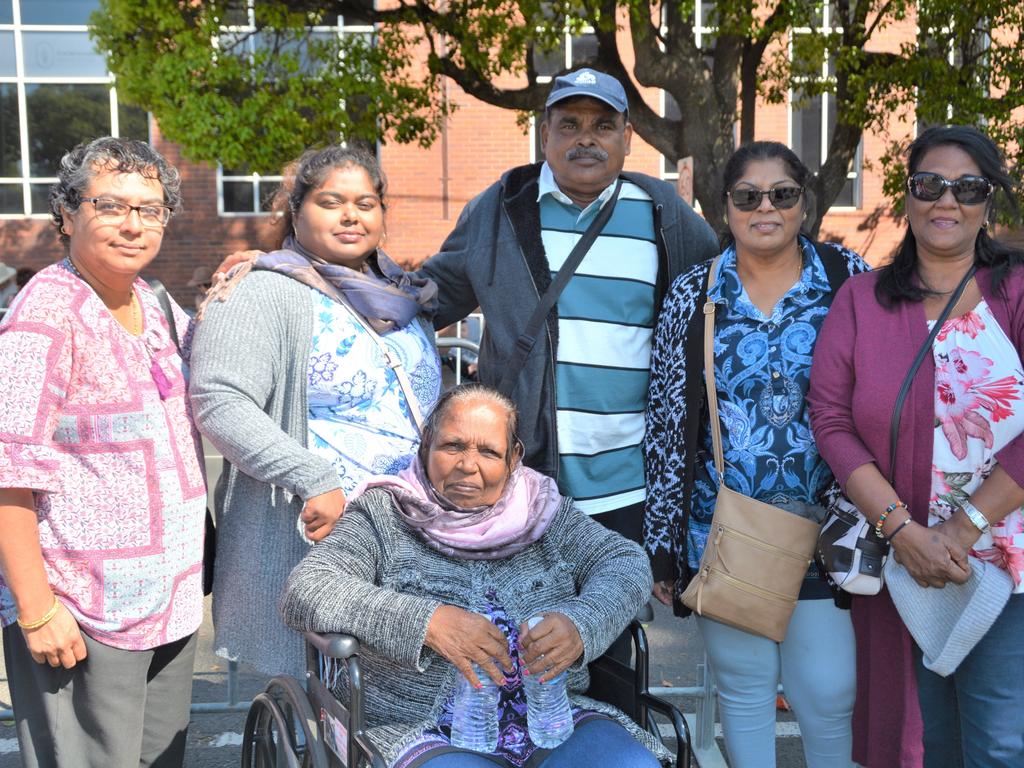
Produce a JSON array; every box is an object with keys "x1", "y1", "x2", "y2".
[
  {"x1": 84, "y1": 197, "x2": 172, "y2": 227},
  {"x1": 728, "y1": 186, "x2": 804, "y2": 212},
  {"x1": 906, "y1": 172, "x2": 993, "y2": 205}
]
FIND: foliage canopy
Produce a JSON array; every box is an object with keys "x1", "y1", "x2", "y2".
[{"x1": 92, "y1": 0, "x2": 1024, "y2": 234}]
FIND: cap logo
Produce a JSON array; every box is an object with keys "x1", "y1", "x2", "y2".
[{"x1": 573, "y1": 71, "x2": 597, "y2": 85}]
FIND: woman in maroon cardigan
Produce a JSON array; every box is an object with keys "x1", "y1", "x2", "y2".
[{"x1": 808, "y1": 126, "x2": 1024, "y2": 768}]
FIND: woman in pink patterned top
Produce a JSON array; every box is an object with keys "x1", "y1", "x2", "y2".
[
  {"x1": 809, "y1": 126, "x2": 1024, "y2": 768},
  {"x1": 0, "y1": 138, "x2": 206, "y2": 768}
]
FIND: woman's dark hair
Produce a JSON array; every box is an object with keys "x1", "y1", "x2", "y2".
[
  {"x1": 273, "y1": 145, "x2": 386, "y2": 249},
  {"x1": 49, "y1": 137, "x2": 181, "y2": 249},
  {"x1": 719, "y1": 141, "x2": 812, "y2": 249},
  {"x1": 876, "y1": 125, "x2": 1024, "y2": 305},
  {"x1": 418, "y1": 383, "x2": 523, "y2": 471}
]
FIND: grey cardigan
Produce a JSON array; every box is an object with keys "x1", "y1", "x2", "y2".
[
  {"x1": 190, "y1": 271, "x2": 437, "y2": 677},
  {"x1": 279, "y1": 488, "x2": 664, "y2": 765}
]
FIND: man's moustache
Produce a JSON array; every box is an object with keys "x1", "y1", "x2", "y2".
[{"x1": 565, "y1": 147, "x2": 609, "y2": 161}]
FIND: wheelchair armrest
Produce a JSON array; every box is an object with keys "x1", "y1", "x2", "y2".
[
  {"x1": 638, "y1": 692, "x2": 692, "y2": 768},
  {"x1": 304, "y1": 631, "x2": 360, "y2": 660}
]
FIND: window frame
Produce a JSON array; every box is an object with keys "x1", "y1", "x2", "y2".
[
  {"x1": 215, "y1": 4, "x2": 375, "y2": 217},
  {"x1": 0, "y1": 1, "x2": 150, "y2": 219},
  {"x1": 788, "y1": 4, "x2": 862, "y2": 211}
]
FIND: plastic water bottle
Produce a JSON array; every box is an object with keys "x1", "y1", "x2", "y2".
[
  {"x1": 450, "y1": 663, "x2": 500, "y2": 752},
  {"x1": 523, "y1": 615, "x2": 574, "y2": 748}
]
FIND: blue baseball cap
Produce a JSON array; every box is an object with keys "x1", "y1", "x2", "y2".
[{"x1": 545, "y1": 68, "x2": 628, "y2": 114}]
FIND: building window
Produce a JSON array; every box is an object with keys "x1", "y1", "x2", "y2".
[
  {"x1": 790, "y1": 5, "x2": 861, "y2": 209},
  {"x1": 216, "y1": 3, "x2": 375, "y2": 215},
  {"x1": 0, "y1": 0, "x2": 150, "y2": 217}
]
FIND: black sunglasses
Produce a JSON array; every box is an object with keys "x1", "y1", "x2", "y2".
[
  {"x1": 728, "y1": 186, "x2": 804, "y2": 212},
  {"x1": 907, "y1": 172, "x2": 993, "y2": 205}
]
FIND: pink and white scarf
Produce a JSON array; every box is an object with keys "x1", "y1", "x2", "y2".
[{"x1": 352, "y1": 457, "x2": 562, "y2": 560}]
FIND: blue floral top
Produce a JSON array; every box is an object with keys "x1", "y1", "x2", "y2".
[
  {"x1": 688, "y1": 238, "x2": 869, "y2": 595},
  {"x1": 307, "y1": 291, "x2": 440, "y2": 494},
  {"x1": 393, "y1": 591, "x2": 605, "y2": 768}
]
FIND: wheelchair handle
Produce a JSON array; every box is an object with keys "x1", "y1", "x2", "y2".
[{"x1": 304, "y1": 631, "x2": 360, "y2": 660}]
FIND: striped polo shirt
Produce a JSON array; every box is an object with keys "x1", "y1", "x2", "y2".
[{"x1": 537, "y1": 162, "x2": 657, "y2": 515}]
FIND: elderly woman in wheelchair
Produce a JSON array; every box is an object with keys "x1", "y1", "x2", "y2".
[{"x1": 273, "y1": 383, "x2": 681, "y2": 768}]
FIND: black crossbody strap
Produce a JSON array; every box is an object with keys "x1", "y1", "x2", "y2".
[
  {"x1": 888, "y1": 265, "x2": 977, "y2": 480},
  {"x1": 497, "y1": 179, "x2": 624, "y2": 396},
  {"x1": 147, "y1": 278, "x2": 181, "y2": 352}
]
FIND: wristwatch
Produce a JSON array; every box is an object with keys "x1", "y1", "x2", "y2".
[{"x1": 961, "y1": 500, "x2": 990, "y2": 533}]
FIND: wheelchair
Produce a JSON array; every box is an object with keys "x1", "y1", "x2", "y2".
[{"x1": 241, "y1": 606, "x2": 693, "y2": 768}]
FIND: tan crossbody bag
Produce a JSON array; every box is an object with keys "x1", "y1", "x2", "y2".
[{"x1": 681, "y1": 257, "x2": 821, "y2": 642}]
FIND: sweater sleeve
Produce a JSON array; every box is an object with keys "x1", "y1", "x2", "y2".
[
  {"x1": 545, "y1": 503, "x2": 653, "y2": 665},
  {"x1": 992, "y1": 270, "x2": 1024, "y2": 488},
  {"x1": 643, "y1": 266, "x2": 706, "y2": 582},
  {"x1": 188, "y1": 273, "x2": 339, "y2": 501},
  {"x1": 417, "y1": 194, "x2": 483, "y2": 330},
  {"x1": 807, "y1": 280, "x2": 877, "y2": 486},
  {"x1": 278, "y1": 492, "x2": 442, "y2": 671}
]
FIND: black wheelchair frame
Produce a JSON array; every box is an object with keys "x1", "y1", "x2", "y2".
[{"x1": 241, "y1": 612, "x2": 692, "y2": 768}]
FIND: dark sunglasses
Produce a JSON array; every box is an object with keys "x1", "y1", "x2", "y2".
[
  {"x1": 907, "y1": 172, "x2": 993, "y2": 205},
  {"x1": 728, "y1": 186, "x2": 804, "y2": 212}
]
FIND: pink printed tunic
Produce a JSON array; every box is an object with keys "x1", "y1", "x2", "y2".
[
  {"x1": 930, "y1": 299, "x2": 1024, "y2": 592},
  {"x1": 0, "y1": 263, "x2": 206, "y2": 650}
]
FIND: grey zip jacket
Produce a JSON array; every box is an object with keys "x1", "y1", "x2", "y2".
[{"x1": 418, "y1": 162, "x2": 719, "y2": 481}]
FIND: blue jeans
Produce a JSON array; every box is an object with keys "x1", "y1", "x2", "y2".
[
  {"x1": 914, "y1": 593, "x2": 1024, "y2": 768},
  {"x1": 696, "y1": 598, "x2": 856, "y2": 768},
  {"x1": 416, "y1": 719, "x2": 660, "y2": 767}
]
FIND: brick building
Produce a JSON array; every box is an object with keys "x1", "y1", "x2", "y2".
[{"x1": 0, "y1": 1, "x2": 925, "y2": 304}]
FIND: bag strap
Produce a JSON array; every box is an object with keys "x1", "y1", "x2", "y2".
[
  {"x1": 814, "y1": 241, "x2": 852, "y2": 295},
  {"x1": 333, "y1": 296, "x2": 426, "y2": 432},
  {"x1": 702, "y1": 256, "x2": 728, "y2": 479},
  {"x1": 147, "y1": 278, "x2": 181, "y2": 352},
  {"x1": 497, "y1": 179, "x2": 624, "y2": 396},
  {"x1": 887, "y1": 264, "x2": 977, "y2": 481}
]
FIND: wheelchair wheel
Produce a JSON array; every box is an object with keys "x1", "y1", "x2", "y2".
[{"x1": 241, "y1": 676, "x2": 330, "y2": 768}]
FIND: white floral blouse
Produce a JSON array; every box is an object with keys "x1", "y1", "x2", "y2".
[
  {"x1": 930, "y1": 299, "x2": 1024, "y2": 592},
  {"x1": 306, "y1": 291, "x2": 441, "y2": 495}
]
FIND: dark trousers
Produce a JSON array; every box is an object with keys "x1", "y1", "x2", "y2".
[
  {"x1": 592, "y1": 501, "x2": 645, "y2": 666},
  {"x1": 4, "y1": 625, "x2": 197, "y2": 768}
]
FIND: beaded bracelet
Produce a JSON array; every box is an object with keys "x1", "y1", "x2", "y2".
[
  {"x1": 876, "y1": 501, "x2": 908, "y2": 539},
  {"x1": 16, "y1": 594, "x2": 60, "y2": 631},
  {"x1": 886, "y1": 516, "x2": 914, "y2": 543}
]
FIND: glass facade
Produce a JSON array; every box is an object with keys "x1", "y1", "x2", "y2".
[{"x1": 0, "y1": 0, "x2": 149, "y2": 216}]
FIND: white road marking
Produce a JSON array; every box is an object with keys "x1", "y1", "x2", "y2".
[
  {"x1": 658, "y1": 721, "x2": 801, "y2": 738},
  {"x1": 210, "y1": 732, "x2": 244, "y2": 747}
]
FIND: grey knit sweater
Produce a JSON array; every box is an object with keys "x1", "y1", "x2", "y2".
[
  {"x1": 189, "y1": 272, "x2": 338, "y2": 677},
  {"x1": 279, "y1": 487, "x2": 664, "y2": 765},
  {"x1": 191, "y1": 270, "x2": 446, "y2": 678}
]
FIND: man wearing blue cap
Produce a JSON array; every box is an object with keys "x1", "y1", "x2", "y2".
[{"x1": 420, "y1": 68, "x2": 718, "y2": 543}]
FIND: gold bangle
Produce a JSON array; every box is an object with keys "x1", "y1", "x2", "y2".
[{"x1": 16, "y1": 595, "x2": 60, "y2": 630}]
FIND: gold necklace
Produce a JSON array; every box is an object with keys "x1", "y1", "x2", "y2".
[{"x1": 66, "y1": 257, "x2": 141, "y2": 335}]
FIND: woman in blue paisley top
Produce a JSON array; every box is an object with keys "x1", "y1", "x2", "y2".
[
  {"x1": 643, "y1": 142, "x2": 869, "y2": 768},
  {"x1": 190, "y1": 146, "x2": 441, "y2": 678}
]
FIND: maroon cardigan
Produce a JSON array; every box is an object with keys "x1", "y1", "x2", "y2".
[{"x1": 808, "y1": 265, "x2": 1024, "y2": 768}]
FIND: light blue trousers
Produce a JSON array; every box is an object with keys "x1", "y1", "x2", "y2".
[{"x1": 696, "y1": 598, "x2": 856, "y2": 768}]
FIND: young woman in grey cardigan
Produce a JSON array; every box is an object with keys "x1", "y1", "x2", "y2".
[
  {"x1": 280, "y1": 384, "x2": 664, "y2": 768},
  {"x1": 190, "y1": 147, "x2": 440, "y2": 677}
]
